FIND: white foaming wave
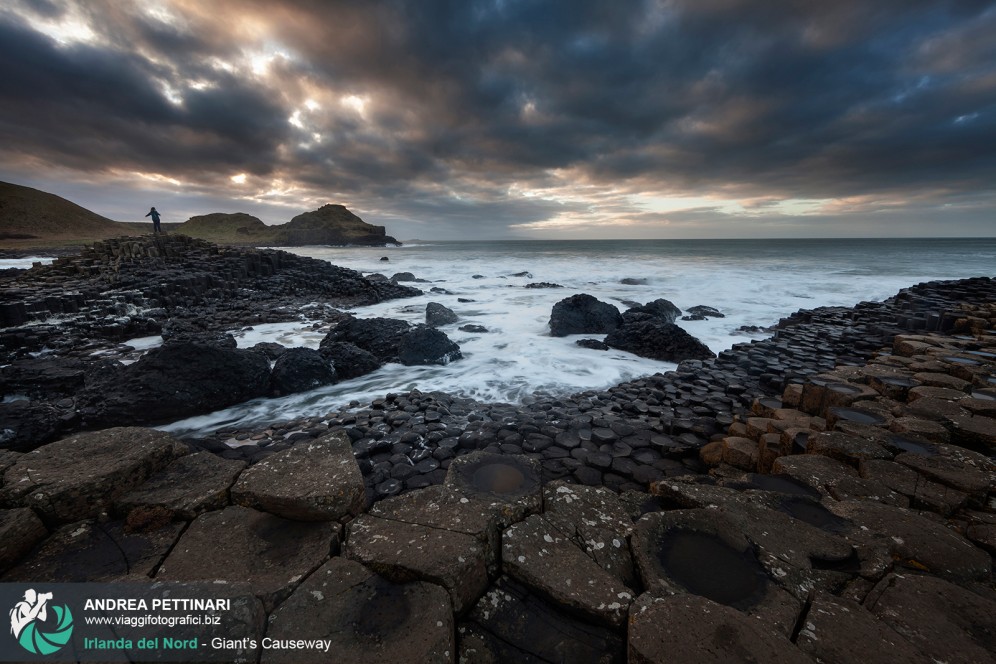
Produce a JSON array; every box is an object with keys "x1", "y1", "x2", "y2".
[
  {"x1": 158, "y1": 242, "x2": 992, "y2": 437},
  {"x1": 0, "y1": 257, "x2": 56, "y2": 269}
]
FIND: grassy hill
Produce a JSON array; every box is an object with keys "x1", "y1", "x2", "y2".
[{"x1": 0, "y1": 181, "x2": 125, "y2": 247}]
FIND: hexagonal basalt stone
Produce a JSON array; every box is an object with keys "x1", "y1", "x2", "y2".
[
  {"x1": 1, "y1": 519, "x2": 184, "y2": 582},
  {"x1": 232, "y1": 431, "x2": 365, "y2": 521},
  {"x1": 0, "y1": 427, "x2": 187, "y2": 523},
  {"x1": 542, "y1": 481, "x2": 636, "y2": 585},
  {"x1": 445, "y1": 452, "x2": 541, "y2": 526},
  {"x1": 117, "y1": 451, "x2": 246, "y2": 520},
  {"x1": 263, "y1": 557, "x2": 454, "y2": 664},
  {"x1": 502, "y1": 514, "x2": 634, "y2": 627},
  {"x1": 345, "y1": 514, "x2": 488, "y2": 614},
  {"x1": 157, "y1": 506, "x2": 338, "y2": 609},
  {"x1": 628, "y1": 593, "x2": 810, "y2": 664},
  {"x1": 369, "y1": 484, "x2": 504, "y2": 574},
  {"x1": 806, "y1": 431, "x2": 892, "y2": 467}
]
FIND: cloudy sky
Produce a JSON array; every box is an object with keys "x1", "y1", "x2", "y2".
[{"x1": 0, "y1": 0, "x2": 994, "y2": 239}]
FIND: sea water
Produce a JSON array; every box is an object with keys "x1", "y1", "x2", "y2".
[
  {"x1": 5, "y1": 238, "x2": 994, "y2": 436},
  {"x1": 155, "y1": 237, "x2": 995, "y2": 436}
]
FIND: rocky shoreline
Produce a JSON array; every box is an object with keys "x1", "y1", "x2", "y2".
[{"x1": 1, "y1": 236, "x2": 994, "y2": 662}]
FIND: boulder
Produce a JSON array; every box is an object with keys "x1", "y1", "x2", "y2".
[
  {"x1": 391, "y1": 272, "x2": 417, "y2": 282},
  {"x1": 232, "y1": 431, "x2": 365, "y2": 521},
  {"x1": 77, "y1": 341, "x2": 271, "y2": 427},
  {"x1": 0, "y1": 400, "x2": 75, "y2": 452},
  {"x1": 425, "y1": 302, "x2": 458, "y2": 327},
  {"x1": 604, "y1": 315, "x2": 715, "y2": 362},
  {"x1": 397, "y1": 325, "x2": 462, "y2": 365},
  {"x1": 627, "y1": 298, "x2": 682, "y2": 324},
  {"x1": 576, "y1": 339, "x2": 609, "y2": 350},
  {"x1": 156, "y1": 506, "x2": 339, "y2": 609},
  {"x1": 320, "y1": 316, "x2": 411, "y2": 361},
  {"x1": 0, "y1": 427, "x2": 187, "y2": 523},
  {"x1": 681, "y1": 304, "x2": 725, "y2": 320},
  {"x1": 317, "y1": 341, "x2": 381, "y2": 379},
  {"x1": 548, "y1": 294, "x2": 622, "y2": 337},
  {"x1": 262, "y1": 557, "x2": 453, "y2": 664},
  {"x1": 269, "y1": 347, "x2": 336, "y2": 395},
  {"x1": 116, "y1": 451, "x2": 246, "y2": 520},
  {"x1": 459, "y1": 324, "x2": 488, "y2": 333}
]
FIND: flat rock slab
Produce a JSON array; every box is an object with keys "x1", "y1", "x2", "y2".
[
  {"x1": 157, "y1": 506, "x2": 338, "y2": 609},
  {"x1": 502, "y1": 513, "x2": 634, "y2": 627},
  {"x1": 445, "y1": 452, "x2": 542, "y2": 526},
  {"x1": 894, "y1": 452, "x2": 994, "y2": 498},
  {"x1": 806, "y1": 431, "x2": 892, "y2": 467},
  {"x1": 345, "y1": 514, "x2": 488, "y2": 614},
  {"x1": 772, "y1": 454, "x2": 858, "y2": 497},
  {"x1": 865, "y1": 573, "x2": 996, "y2": 664},
  {"x1": 628, "y1": 593, "x2": 810, "y2": 664},
  {"x1": 369, "y1": 484, "x2": 504, "y2": 574},
  {"x1": 232, "y1": 431, "x2": 365, "y2": 521},
  {"x1": 1, "y1": 519, "x2": 183, "y2": 582},
  {"x1": 543, "y1": 481, "x2": 636, "y2": 585},
  {"x1": 0, "y1": 427, "x2": 187, "y2": 523},
  {"x1": 0, "y1": 450, "x2": 20, "y2": 482},
  {"x1": 796, "y1": 591, "x2": 932, "y2": 664},
  {"x1": 263, "y1": 557, "x2": 454, "y2": 664},
  {"x1": 829, "y1": 501, "x2": 991, "y2": 582},
  {"x1": 463, "y1": 576, "x2": 625, "y2": 664},
  {"x1": 860, "y1": 459, "x2": 968, "y2": 515},
  {"x1": 117, "y1": 451, "x2": 246, "y2": 520},
  {"x1": 0, "y1": 507, "x2": 47, "y2": 573}
]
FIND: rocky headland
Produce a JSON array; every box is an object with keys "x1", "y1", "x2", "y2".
[
  {"x1": 0, "y1": 180, "x2": 400, "y2": 250},
  {"x1": 1, "y1": 236, "x2": 994, "y2": 662}
]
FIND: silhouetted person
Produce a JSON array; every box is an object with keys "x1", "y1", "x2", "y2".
[{"x1": 146, "y1": 206, "x2": 162, "y2": 233}]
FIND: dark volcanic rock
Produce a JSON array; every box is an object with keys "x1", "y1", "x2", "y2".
[
  {"x1": 425, "y1": 302, "x2": 458, "y2": 327},
  {"x1": 78, "y1": 341, "x2": 271, "y2": 427},
  {"x1": 626, "y1": 298, "x2": 682, "y2": 324},
  {"x1": 321, "y1": 317, "x2": 411, "y2": 361},
  {"x1": 318, "y1": 341, "x2": 382, "y2": 379},
  {"x1": 576, "y1": 339, "x2": 610, "y2": 350},
  {"x1": 0, "y1": 400, "x2": 77, "y2": 452},
  {"x1": 682, "y1": 305, "x2": 725, "y2": 320},
  {"x1": 397, "y1": 326, "x2": 462, "y2": 365},
  {"x1": 605, "y1": 314, "x2": 715, "y2": 362},
  {"x1": 269, "y1": 347, "x2": 336, "y2": 395},
  {"x1": 549, "y1": 294, "x2": 622, "y2": 337},
  {"x1": 459, "y1": 324, "x2": 488, "y2": 333}
]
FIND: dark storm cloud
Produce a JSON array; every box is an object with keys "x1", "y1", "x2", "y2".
[{"x1": 0, "y1": 0, "x2": 994, "y2": 236}]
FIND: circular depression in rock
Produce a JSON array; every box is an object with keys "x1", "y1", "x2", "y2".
[
  {"x1": 879, "y1": 376, "x2": 919, "y2": 387},
  {"x1": 746, "y1": 473, "x2": 821, "y2": 499},
  {"x1": 450, "y1": 454, "x2": 540, "y2": 499},
  {"x1": 655, "y1": 530, "x2": 768, "y2": 609},
  {"x1": 888, "y1": 434, "x2": 939, "y2": 456},
  {"x1": 970, "y1": 389, "x2": 996, "y2": 401},
  {"x1": 965, "y1": 350, "x2": 996, "y2": 359},
  {"x1": 829, "y1": 407, "x2": 887, "y2": 426},
  {"x1": 775, "y1": 497, "x2": 852, "y2": 534}
]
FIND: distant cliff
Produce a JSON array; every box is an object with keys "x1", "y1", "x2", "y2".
[
  {"x1": 176, "y1": 205, "x2": 400, "y2": 247},
  {"x1": 0, "y1": 181, "x2": 123, "y2": 245}
]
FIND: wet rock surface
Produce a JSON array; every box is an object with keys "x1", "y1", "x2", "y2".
[{"x1": 1, "y1": 242, "x2": 995, "y2": 662}]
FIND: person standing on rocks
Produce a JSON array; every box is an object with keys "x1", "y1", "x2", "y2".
[{"x1": 146, "y1": 206, "x2": 162, "y2": 233}]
